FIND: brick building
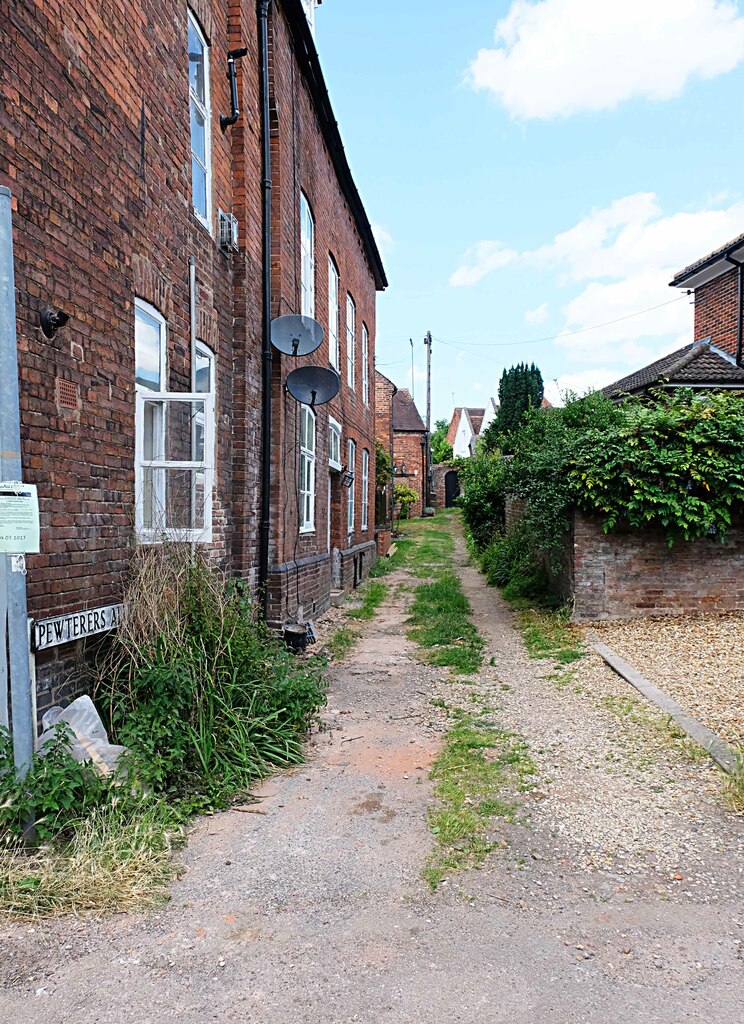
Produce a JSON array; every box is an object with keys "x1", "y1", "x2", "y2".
[
  {"x1": 373, "y1": 373, "x2": 428, "y2": 520},
  {"x1": 1, "y1": 0, "x2": 385, "y2": 715}
]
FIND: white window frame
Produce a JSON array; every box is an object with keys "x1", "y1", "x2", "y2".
[
  {"x1": 300, "y1": 192, "x2": 315, "y2": 319},
  {"x1": 346, "y1": 293, "x2": 356, "y2": 389},
  {"x1": 361, "y1": 448, "x2": 369, "y2": 531},
  {"x1": 299, "y1": 404, "x2": 316, "y2": 533},
  {"x1": 347, "y1": 439, "x2": 356, "y2": 534},
  {"x1": 188, "y1": 11, "x2": 212, "y2": 230},
  {"x1": 328, "y1": 415, "x2": 342, "y2": 471},
  {"x1": 135, "y1": 391, "x2": 215, "y2": 543},
  {"x1": 328, "y1": 255, "x2": 339, "y2": 370},
  {"x1": 362, "y1": 322, "x2": 369, "y2": 405}
]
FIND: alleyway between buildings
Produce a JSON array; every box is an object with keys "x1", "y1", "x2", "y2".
[{"x1": 1, "y1": 514, "x2": 742, "y2": 1023}]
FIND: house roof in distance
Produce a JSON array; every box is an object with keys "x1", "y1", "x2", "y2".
[
  {"x1": 670, "y1": 232, "x2": 744, "y2": 290},
  {"x1": 392, "y1": 389, "x2": 426, "y2": 432},
  {"x1": 602, "y1": 340, "x2": 744, "y2": 398}
]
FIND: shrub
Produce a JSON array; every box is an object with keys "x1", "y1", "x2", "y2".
[
  {"x1": 456, "y1": 452, "x2": 507, "y2": 552},
  {"x1": 394, "y1": 482, "x2": 419, "y2": 519}
]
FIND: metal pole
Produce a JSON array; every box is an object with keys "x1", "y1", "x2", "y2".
[
  {"x1": 258, "y1": 0, "x2": 273, "y2": 619},
  {"x1": 425, "y1": 331, "x2": 432, "y2": 509},
  {"x1": 409, "y1": 338, "x2": 414, "y2": 401},
  {"x1": 0, "y1": 185, "x2": 35, "y2": 777}
]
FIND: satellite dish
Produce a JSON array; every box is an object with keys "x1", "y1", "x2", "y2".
[
  {"x1": 270, "y1": 314, "x2": 324, "y2": 357},
  {"x1": 286, "y1": 366, "x2": 340, "y2": 408}
]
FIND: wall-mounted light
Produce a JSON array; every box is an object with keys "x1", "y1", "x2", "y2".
[
  {"x1": 39, "y1": 306, "x2": 70, "y2": 339},
  {"x1": 341, "y1": 469, "x2": 354, "y2": 488}
]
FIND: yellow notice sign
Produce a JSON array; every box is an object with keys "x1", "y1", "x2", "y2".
[{"x1": 0, "y1": 481, "x2": 40, "y2": 553}]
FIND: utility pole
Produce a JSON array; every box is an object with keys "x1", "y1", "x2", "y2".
[
  {"x1": 409, "y1": 338, "x2": 414, "y2": 401},
  {"x1": 424, "y1": 331, "x2": 432, "y2": 510},
  {"x1": 0, "y1": 186, "x2": 35, "y2": 780}
]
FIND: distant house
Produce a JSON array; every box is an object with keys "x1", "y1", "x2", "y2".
[
  {"x1": 446, "y1": 406, "x2": 485, "y2": 458},
  {"x1": 392, "y1": 389, "x2": 428, "y2": 517},
  {"x1": 603, "y1": 235, "x2": 744, "y2": 399}
]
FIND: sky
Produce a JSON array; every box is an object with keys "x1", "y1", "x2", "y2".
[{"x1": 311, "y1": 0, "x2": 744, "y2": 423}]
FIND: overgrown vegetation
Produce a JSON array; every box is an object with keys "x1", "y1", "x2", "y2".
[
  {"x1": 394, "y1": 481, "x2": 419, "y2": 519},
  {"x1": 462, "y1": 386, "x2": 744, "y2": 603},
  {"x1": 347, "y1": 581, "x2": 388, "y2": 620},
  {"x1": 368, "y1": 537, "x2": 413, "y2": 577},
  {"x1": 424, "y1": 710, "x2": 535, "y2": 890},
  {"x1": 1, "y1": 547, "x2": 327, "y2": 916},
  {"x1": 723, "y1": 749, "x2": 744, "y2": 813},
  {"x1": 431, "y1": 418, "x2": 453, "y2": 464},
  {"x1": 326, "y1": 626, "x2": 359, "y2": 661}
]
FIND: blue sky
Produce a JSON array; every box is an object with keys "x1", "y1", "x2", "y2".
[{"x1": 312, "y1": 0, "x2": 744, "y2": 423}]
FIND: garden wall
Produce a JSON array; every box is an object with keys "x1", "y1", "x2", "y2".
[{"x1": 571, "y1": 512, "x2": 744, "y2": 620}]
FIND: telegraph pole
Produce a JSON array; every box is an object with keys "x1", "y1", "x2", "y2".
[
  {"x1": 410, "y1": 338, "x2": 415, "y2": 401},
  {"x1": 424, "y1": 331, "x2": 432, "y2": 509}
]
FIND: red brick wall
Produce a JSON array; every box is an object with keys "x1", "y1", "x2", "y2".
[
  {"x1": 572, "y1": 511, "x2": 744, "y2": 620},
  {"x1": 393, "y1": 431, "x2": 426, "y2": 519},
  {"x1": 265, "y1": 4, "x2": 379, "y2": 621},
  {"x1": 374, "y1": 371, "x2": 395, "y2": 526},
  {"x1": 693, "y1": 268, "x2": 739, "y2": 357}
]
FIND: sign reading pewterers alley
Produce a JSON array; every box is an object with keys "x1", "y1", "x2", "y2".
[
  {"x1": 32, "y1": 604, "x2": 124, "y2": 652},
  {"x1": 0, "y1": 480, "x2": 40, "y2": 553}
]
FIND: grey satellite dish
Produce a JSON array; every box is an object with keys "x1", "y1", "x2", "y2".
[
  {"x1": 286, "y1": 366, "x2": 340, "y2": 408},
  {"x1": 270, "y1": 314, "x2": 324, "y2": 357}
]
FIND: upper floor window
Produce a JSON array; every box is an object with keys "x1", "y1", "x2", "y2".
[
  {"x1": 300, "y1": 192, "x2": 315, "y2": 318},
  {"x1": 362, "y1": 323, "x2": 369, "y2": 405},
  {"x1": 300, "y1": 404, "x2": 316, "y2": 532},
  {"x1": 135, "y1": 300, "x2": 166, "y2": 392},
  {"x1": 346, "y1": 293, "x2": 356, "y2": 389},
  {"x1": 328, "y1": 415, "x2": 342, "y2": 470},
  {"x1": 328, "y1": 256, "x2": 339, "y2": 370},
  {"x1": 188, "y1": 12, "x2": 211, "y2": 228}
]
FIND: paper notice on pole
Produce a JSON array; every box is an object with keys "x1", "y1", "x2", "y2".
[{"x1": 0, "y1": 481, "x2": 40, "y2": 553}]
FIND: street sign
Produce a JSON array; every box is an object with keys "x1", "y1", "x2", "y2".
[{"x1": 32, "y1": 604, "x2": 124, "y2": 652}]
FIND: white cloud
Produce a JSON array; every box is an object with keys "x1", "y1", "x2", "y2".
[
  {"x1": 524, "y1": 302, "x2": 549, "y2": 324},
  {"x1": 467, "y1": 0, "x2": 744, "y2": 119},
  {"x1": 450, "y1": 192, "x2": 744, "y2": 361},
  {"x1": 371, "y1": 222, "x2": 394, "y2": 261},
  {"x1": 449, "y1": 241, "x2": 517, "y2": 287}
]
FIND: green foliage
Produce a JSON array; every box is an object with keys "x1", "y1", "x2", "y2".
[
  {"x1": 431, "y1": 418, "x2": 453, "y2": 464},
  {"x1": 0, "y1": 726, "x2": 111, "y2": 844},
  {"x1": 496, "y1": 362, "x2": 544, "y2": 439},
  {"x1": 394, "y1": 481, "x2": 419, "y2": 518},
  {"x1": 326, "y1": 626, "x2": 359, "y2": 661},
  {"x1": 102, "y1": 562, "x2": 327, "y2": 812},
  {"x1": 408, "y1": 571, "x2": 484, "y2": 674},
  {"x1": 456, "y1": 452, "x2": 508, "y2": 552},
  {"x1": 369, "y1": 537, "x2": 413, "y2": 577},
  {"x1": 346, "y1": 581, "x2": 387, "y2": 620},
  {"x1": 375, "y1": 438, "x2": 392, "y2": 491},
  {"x1": 479, "y1": 526, "x2": 549, "y2": 602}
]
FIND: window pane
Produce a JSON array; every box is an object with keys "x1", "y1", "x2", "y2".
[
  {"x1": 195, "y1": 346, "x2": 213, "y2": 394},
  {"x1": 188, "y1": 19, "x2": 205, "y2": 102},
  {"x1": 135, "y1": 307, "x2": 163, "y2": 391},
  {"x1": 191, "y1": 105, "x2": 206, "y2": 163},
  {"x1": 192, "y1": 158, "x2": 207, "y2": 219}
]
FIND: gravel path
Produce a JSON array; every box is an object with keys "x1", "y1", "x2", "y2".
[
  {"x1": 1, "y1": 516, "x2": 742, "y2": 1023},
  {"x1": 590, "y1": 616, "x2": 744, "y2": 746}
]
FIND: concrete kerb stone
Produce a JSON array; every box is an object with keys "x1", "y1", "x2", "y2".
[{"x1": 590, "y1": 637, "x2": 739, "y2": 775}]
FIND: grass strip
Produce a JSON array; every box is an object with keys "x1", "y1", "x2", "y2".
[
  {"x1": 408, "y1": 571, "x2": 484, "y2": 675},
  {"x1": 326, "y1": 626, "x2": 359, "y2": 661},
  {"x1": 517, "y1": 608, "x2": 583, "y2": 668},
  {"x1": 347, "y1": 581, "x2": 388, "y2": 621},
  {"x1": 424, "y1": 713, "x2": 536, "y2": 890},
  {"x1": 368, "y1": 538, "x2": 414, "y2": 578}
]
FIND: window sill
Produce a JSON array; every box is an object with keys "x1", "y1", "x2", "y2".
[
  {"x1": 193, "y1": 208, "x2": 213, "y2": 237},
  {"x1": 299, "y1": 526, "x2": 315, "y2": 535}
]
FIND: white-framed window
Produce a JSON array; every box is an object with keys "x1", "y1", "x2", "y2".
[
  {"x1": 300, "y1": 404, "x2": 316, "y2": 532},
  {"x1": 361, "y1": 448, "x2": 369, "y2": 531},
  {"x1": 347, "y1": 438, "x2": 356, "y2": 533},
  {"x1": 134, "y1": 300, "x2": 214, "y2": 543},
  {"x1": 328, "y1": 415, "x2": 342, "y2": 470},
  {"x1": 346, "y1": 293, "x2": 356, "y2": 389},
  {"x1": 193, "y1": 340, "x2": 215, "y2": 461},
  {"x1": 188, "y1": 11, "x2": 211, "y2": 228},
  {"x1": 362, "y1": 322, "x2": 369, "y2": 405},
  {"x1": 328, "y1": 256, "x2": 339, "y2": 370},
  {"x1": 300, "y1": 192, "x2": 315, "y2": 318}
]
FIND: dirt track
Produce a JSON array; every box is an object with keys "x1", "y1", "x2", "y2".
[{"x1": 1, "y1": 516, "x2": 742, "y2": 1023}]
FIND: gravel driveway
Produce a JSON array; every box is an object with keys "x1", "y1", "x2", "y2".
[{"x1": 1, "y1": 516, "x2": 742, "y2": 1023}]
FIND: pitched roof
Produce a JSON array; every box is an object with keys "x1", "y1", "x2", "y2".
[
  {"x1": 602, "y1": 341, "x2": 744, "y2": 398},
  {"x1": 283, "y1": 2, "x2": 387, "y2": 290},
  {"x1": 670, "y1": 232, "x2": 744, "y2": 290},
  {"x1": 393, "y1": 389, "x2": 426, "y2": 432},
  {"x1": 446, "y1": 408, "x2": 463, "y2": 446},
  {"x1": 467, "y1": 407, "x2": 485, "y2": 435}
]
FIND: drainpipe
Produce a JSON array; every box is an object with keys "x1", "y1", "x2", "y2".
[
  {"x1": 724, "y1": 255, "x2": 744, "y2": 366},
  {"x1": 258, "y1": 0, "x2": 273, "y2": 618}
]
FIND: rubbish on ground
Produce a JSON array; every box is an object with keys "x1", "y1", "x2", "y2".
[{"x1": 36, "y1": 694, "x2": 128, "y2": 776}]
